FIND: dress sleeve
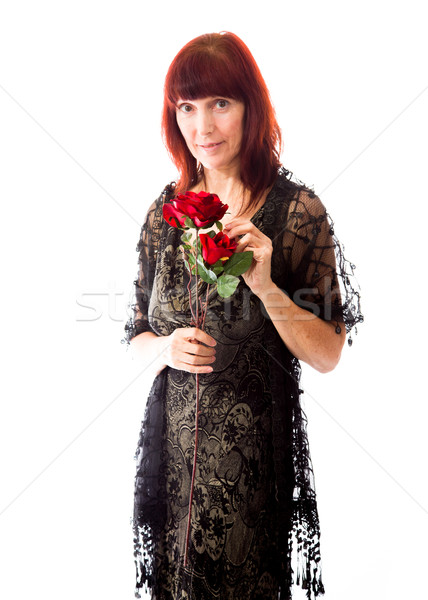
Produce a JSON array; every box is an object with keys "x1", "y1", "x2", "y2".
[
  {"x1": 122, "y1": 196, "x2": 163, "y2": 347},
  {"x1": 282, "y1": 189, "x2": 363, "y2": 341}
]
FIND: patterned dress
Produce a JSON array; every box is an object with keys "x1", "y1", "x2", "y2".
[{"x1": 123, "y1": 168, "x2": 362, "y2": 600}]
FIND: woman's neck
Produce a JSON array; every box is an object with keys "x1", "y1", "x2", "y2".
[
  {"x1": 189, "y1": 168, "x2": 270, "y2": 221},
  {"x1": 197, "y1": 170, "x2": 248, "y2": 216}
]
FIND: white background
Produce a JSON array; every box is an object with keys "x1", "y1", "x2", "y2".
[{"x1": 1, "y1": 1, "x2": 427, "y2": 598}]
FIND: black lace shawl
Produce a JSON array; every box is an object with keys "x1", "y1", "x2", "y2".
[{"x1": 123, "y1": 167, "x2": 363, "y2": 599}]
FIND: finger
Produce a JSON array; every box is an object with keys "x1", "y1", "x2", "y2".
[
  {"x1": 172, "y1": 360, "x2": 214, "y2": 374},
  {"x1": 179, "y1": 350, "x2": 216, "y2": 366},
  {"x1": 183, "y1": 364, "x2": 214, "y2": 374},
  {"x1": 223, "y1": 221, "x2": 261, "y2": 240},
  {"x1": 185, "y1": 327, "x2": 217, "y2": 347},
  {"x1": 182, "y1": 340, "x2": 216, "y2": 357},
  {"x1": 234, "y1": 233, "x2": 269, "y2": 254},
  {"x1": 171, "y1": 327, "x2": 216, "y2": 347},
  {"x1": 234, "y1": 233, "x2": 254, "y2": 253},
  {"x1": 171, "y1": 351, "x2": 215, "y2": 373},
  {"x1": 169, "y1": 329, "x2": 216, "y2": 357},
  {"x1": 223, "y1": 217, "x2": 253, "y2": 230}
]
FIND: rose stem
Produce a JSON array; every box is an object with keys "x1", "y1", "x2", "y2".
[
  {"x1": 201, "y1": 284, "x2": 210, "y2": 330},
  {"x1": 184, "y1": 230, "x2": 201, "y2": 567},
  {"x1": 195, "y1": 236, "x2": 199, "y2": 327},
  {"x1": 184, "y1": 371, "x2": 199, "y2": 567},
  {"x1": 183, "y1": 252, "x2": 196, "y2": 324},
  {"x1": 187, "y1": 277, "x2": 196, "y2": 324},
  {"x1": 186, "y1": 284, "x2": 210, "y2": 563}
]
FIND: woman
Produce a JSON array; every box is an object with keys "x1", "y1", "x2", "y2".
[{"x1": 124, "y1": 32, "x2": 362, "y2": 600}]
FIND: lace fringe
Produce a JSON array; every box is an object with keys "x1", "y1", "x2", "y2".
[
  {"x1": 133, "y1": 521, "x2": 155, "y2": 598},
  {"x1": 293, "y1": 528, "x2": 324, "y2": 598}
]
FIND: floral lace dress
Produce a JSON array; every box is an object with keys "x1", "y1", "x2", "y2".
[{"x1": 123, "y1": 168, "x2": 363, "y2": 600}]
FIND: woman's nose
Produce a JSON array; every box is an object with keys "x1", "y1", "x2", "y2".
[{"x1": 197, "y1": 109, "x2": 214, "y2": 137}]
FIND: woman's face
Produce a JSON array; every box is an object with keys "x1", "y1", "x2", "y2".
[{"x1": 175, "y1": 96, "x2": 245, "y2": 175}]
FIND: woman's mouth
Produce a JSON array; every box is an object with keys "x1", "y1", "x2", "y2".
[{"x1": 199, "y1": 142, "x2": 223, "y2": 151}]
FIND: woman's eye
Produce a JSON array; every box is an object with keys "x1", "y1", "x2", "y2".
[
  {"x1": 178, "y1": 104, "x2": 193, "y2": 113},
  {"x1": 216, "y1": 99, "x2": 229, "y2": 109}
]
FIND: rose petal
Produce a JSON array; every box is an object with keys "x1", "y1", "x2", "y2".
[{"x1": 163, "y1": 203, "x2": 187, "y2": 228}]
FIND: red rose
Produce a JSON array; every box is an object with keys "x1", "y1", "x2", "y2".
[
  {"x1": 163, "y1": 191, "x2": 228, "y2": 228},
  {"x1": 162, "y1": 203, "x2": 187, "y2": 228},
  {"x1": 199, "y1": 231, "x2": 238, "y2": 265}
]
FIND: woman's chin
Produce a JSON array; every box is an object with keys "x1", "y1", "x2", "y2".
[{"x1": 197, "y1": 155, "x2": 240, "y2": 175}]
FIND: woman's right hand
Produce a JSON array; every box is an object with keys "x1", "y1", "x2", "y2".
[{"x1": 162, "y1": 327, "x2": 217, "y2": 373}]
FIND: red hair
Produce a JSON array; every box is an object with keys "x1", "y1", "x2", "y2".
[{"x1": 162, "y1": 32, "x2": 282, "y2": 210}]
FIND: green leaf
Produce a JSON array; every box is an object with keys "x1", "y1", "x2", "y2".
[
  {"x1": 184, "y1": 216, "x2": 197, "y2": 229},
  {"x1": 197, "y1": 258, "x2": 217, "y2": 284},
  {"x1": 198, "y1": 265, "x2": 217, "y2": 285},
  {"x1": 217, "y1": 274, "x2": 240, "y2": 298},
  {"x1": 181, "y1": 231, "x2": 192, "y2": 244},
  {"x1": 187, "y1": 253, "x2": 196, "y2": 268},
  {"x1": 172, "y1": 216, "x2": 185, "y2": 229},
  {"x1": 223, "y1": 251, "x2": 253, "y2": 276},
  {"x1": 215, "y1": 221, "x2": 223, "y2": 231},
  {"x1": 212, "y1": 259, "x2": 224, "y2": 275},
  {"x1": 207, "y1": 230, "x2": 216, "y2": 239}
]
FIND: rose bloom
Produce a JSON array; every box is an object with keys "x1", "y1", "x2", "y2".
[
  {"x1": 163, "y1": 191, "x2": 228, "y2": 229},
  {"x1": 199, "y1": 231, "x2": 238, "y2": 265}
]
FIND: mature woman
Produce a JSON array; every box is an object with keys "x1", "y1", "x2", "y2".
[{"x1": 124, "y1": 31, "x2": 362, "y2": 600}]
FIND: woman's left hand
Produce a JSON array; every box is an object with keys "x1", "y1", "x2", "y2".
[
  {"x1": 223, "y1": 219, "x2": 273, "y2": 297},
  {"x1": 225, "y1": 217, "x2": 345, "y2": 373}
]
